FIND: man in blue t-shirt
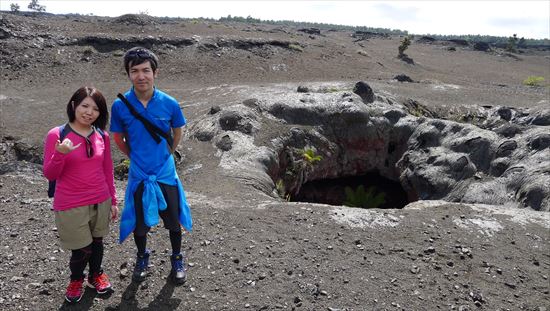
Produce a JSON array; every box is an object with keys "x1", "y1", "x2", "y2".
[{"x1": 110, "y1": 47, "x2": 192, "y2": 285}]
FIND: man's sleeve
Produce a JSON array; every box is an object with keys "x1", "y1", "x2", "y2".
[
  {"x1": 171, "y1": 100, "x2": 186, "y2": 128},
  {"x1": 109, "y1": 101, "x2": 124, "y2": 133}
]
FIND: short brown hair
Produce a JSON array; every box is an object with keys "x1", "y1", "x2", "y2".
[{"x1": 66, "y1": 87, "x2": 108, "y2": 130}]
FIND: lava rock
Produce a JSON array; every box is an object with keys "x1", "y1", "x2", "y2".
[
  {"x1": 394, "y1": 74, "x2": 414, "y2": 82},
  {"x1": 353, "y1": 81, "x2": 374, "y2": 103}
]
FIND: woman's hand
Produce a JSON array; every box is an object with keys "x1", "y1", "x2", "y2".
[
  {"x1": 55, "y1": 138, "x2": 81, "y2": 154},
  {"x1": 110, "y1": 205, "x2": 119, "y2": 221}
]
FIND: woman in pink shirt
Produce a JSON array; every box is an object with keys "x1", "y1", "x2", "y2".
[{"x1": 43, "y1": 86, "x2": 118, "y2": 303}]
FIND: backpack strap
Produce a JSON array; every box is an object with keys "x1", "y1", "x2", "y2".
[
  {"x1": 58, "y1": 123, "x2": 70, "y2": 142},
  {"x1": 116, "y1": 93, "x2": 174, "y2": 149},
  {"x1": 47, "y1": 124, "x2": 69, "y2": 199}
]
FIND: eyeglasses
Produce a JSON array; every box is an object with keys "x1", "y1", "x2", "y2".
[
  {"x1": 126, "y1": 49, "x2": 153, "y2": 59},
  {"x1": 84, "y1": 136, "x2": 94, "y2": 158}
]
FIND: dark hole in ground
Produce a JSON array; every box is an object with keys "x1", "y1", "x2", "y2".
[{"x1": 292, "y1": 171, "x2": 410, "y2": 209}]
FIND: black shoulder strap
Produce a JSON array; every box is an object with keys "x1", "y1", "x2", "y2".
[{"x1": 117, "y1": 93, "x2": 173, "y2": 148}]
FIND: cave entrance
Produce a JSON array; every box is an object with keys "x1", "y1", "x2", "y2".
[{"x1": 291, "y1": 171, "x2": 410, "y2": 209}]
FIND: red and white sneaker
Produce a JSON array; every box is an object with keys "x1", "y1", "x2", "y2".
[
  {"x1": 87, "y1": 271, "x2": 113, "y2": 294},
  {"x1": 65, "y1": 278, "x2": 84, "y2": 303}
]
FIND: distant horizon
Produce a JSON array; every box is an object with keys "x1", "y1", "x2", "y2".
[
  {"x1": 3, "y1": 9, "x2": 549, "y2": 42},
  {"x1": 1, "y1": 1, "x2": 549, "y2": 40}
]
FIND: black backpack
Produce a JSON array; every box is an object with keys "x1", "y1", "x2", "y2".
[{"x1": 47, "y1": 124, "x2": 105, "y2": 198}]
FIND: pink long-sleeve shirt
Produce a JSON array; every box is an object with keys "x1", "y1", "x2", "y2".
[{"x1": 43, "y1": 126, "x2": 117, "y2": 211}]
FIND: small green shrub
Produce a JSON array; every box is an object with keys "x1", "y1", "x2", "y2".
[
  {"x1": 343, "y1": 185, "x2": 386, "y2": 209},
  {"x1": 506, "y1": 34, "x2": 518, "y2": 53},
  {"x1": 114, "y1": 159, "x2": 130, "y2": 179},
  {"x1": 301, "y1": 148, "x2": 322, "y2": 165},
  {"x1": 319, "y1": 86, "x2": 346, "y2": 93},
  {"x1": 276, "y1": 179, "x2": 285, "y2": 196},
  {"x1": 288, "y1": 44, "x2": 303, "y2": 52},
  {"x1": 523, "y1": 76, "x2": 545, "y2": 87},
  {"x1": 277, "y1": 147, "x2": 323, "y2": 199},
  {"x1": 398, "y1": 36, "x2": 411, "y2": 57}
]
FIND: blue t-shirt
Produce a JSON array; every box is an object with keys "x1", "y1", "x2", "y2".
[{"x1": 110, "y1": 88, "x2": 186, "y2": 175}]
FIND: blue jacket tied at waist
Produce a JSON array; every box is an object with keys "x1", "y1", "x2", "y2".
[{"x1": 119, "y1": 155, "x2": 192, "y2": 243}]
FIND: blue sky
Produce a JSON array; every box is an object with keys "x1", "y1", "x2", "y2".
[{"x1": 1, "y1": 1, "x2": 549, "y2": 39}]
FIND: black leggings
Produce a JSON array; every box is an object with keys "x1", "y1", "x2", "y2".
[
  {"x1": 89, "y1": 237, "x2": 104, "y2": 274},
  {"x1": 134, "y1": 230, "x2": 182, "y2": 256},
  {"x1": 69, "y1": 237, "x2": 104, "y2": 280}
]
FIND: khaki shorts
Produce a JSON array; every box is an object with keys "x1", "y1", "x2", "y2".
[{"x1": 54, "y1": 199, "x2": 111, "y2": 250}]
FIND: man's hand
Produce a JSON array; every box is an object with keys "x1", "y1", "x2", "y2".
[
  {"x1": 113, "y1": 132, "x2": 130, "y2": 156},
  {"x1": 171, "y1": 127, "x2": 183, "y2": 153}
]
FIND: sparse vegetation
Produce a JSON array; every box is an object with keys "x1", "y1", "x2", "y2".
[
  {"x1": 288, "y1": 44, "x2": 304, "y2": 52},
  {"x1": 319, "y1": 86, "x2": 342, "y2": 93},
  {"x1": 433, "y1": 33, "x2": 548, "y2": 48},
  {"x1": 523, "y1": 76, "x2": 545, "y2": 87},
  {"x1": 275, "y1": 179, "x2": 292, "y2": 201},
  {"x1": 114, "y1": 159, "x2": 130, "y2": 179},
  {"x1": 343, "y1": 185, "x2": 386, "y2": 209},
  {"x1": 517, "y1": 37, "x2": 526, "y2": 48},
  {"x1": 301, "y1": 148, "x2": 322, "y2": 165},
  {"x1": 410, "y1": 107, "x2": 423, "y2": 117},
  {"x1": 398, "y1": 36, "x2": 411, "y2": 57},
  {"x1": 506, "y1": 34, "x2": 518, "y2": 53},
  {"x1": 276, "y1": 179, "x2": 285, "y2": 196},
  {"x1": 275, "y1": 179, "x2": 291, "y2": 201},
  {"x1": 397, "y1": 36, "x2": 414, "y2": 64},
  {"x1": 276, "y1": 147, "x2": 323, "y2": 200},
  {"x1": 27, "y1": 0, "x2": 46, "y2": 12},
  {"x1": 90, "y1": 11, "x2": 549, "y2": 47},
  {"x1": 10, "y1": 3, "x2": 20, "y2": 12},
  {"x1": 219, "y1": 15, "x2": 408, "y2": 36}
]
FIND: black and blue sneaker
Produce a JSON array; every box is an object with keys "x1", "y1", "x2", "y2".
[
  {"x1": 132, "y1": 250, "x2": 150, "y2": 282},
  {"x1": 170, "y1": 253, "x2": 187, "y2": 285}
]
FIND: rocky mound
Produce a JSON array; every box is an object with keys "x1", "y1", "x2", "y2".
[
  {"x1": 185, "y1": 82, "x2": 550, "y2": 211},
  {"x1": 112, "y1": 14, "x2": 158, "y2": 26}
]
